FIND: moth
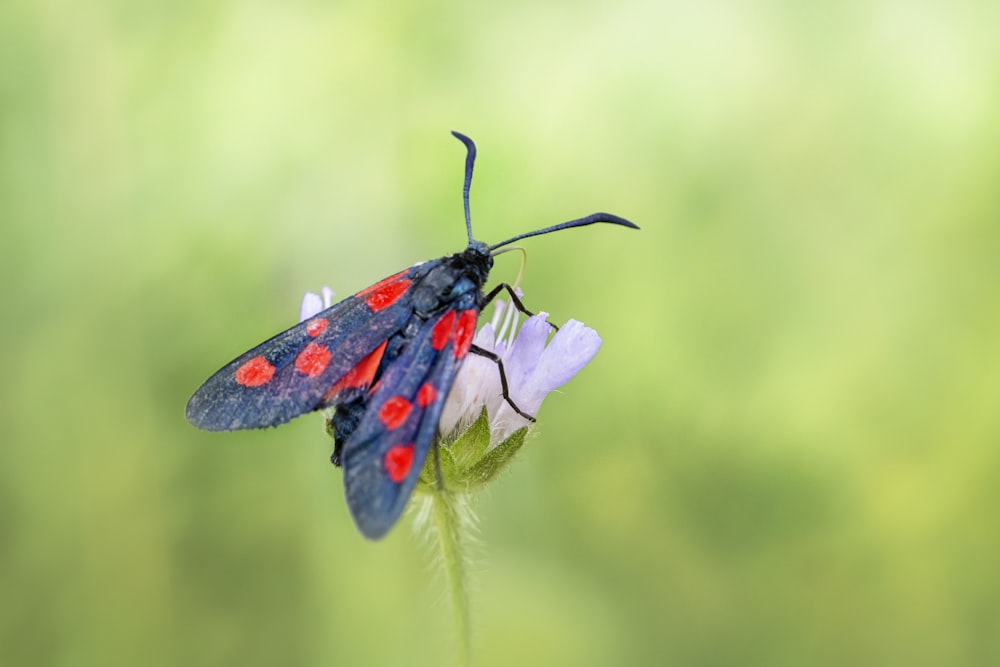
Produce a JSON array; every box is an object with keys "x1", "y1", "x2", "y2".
[{"x1": 186, "y1": 132, "x2": 637, "y2": 538}]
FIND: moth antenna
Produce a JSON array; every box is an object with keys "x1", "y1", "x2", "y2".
[
  {"x1": 451, "y1": 131, "x2": 477, "y2": 244},
  {"x1": 489, "y1": 212, "x2": 639, "y2": 251}
]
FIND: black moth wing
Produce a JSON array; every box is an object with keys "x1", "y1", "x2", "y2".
[
  {"x1": 185, "y1": 266, "x2": 426, "y2": 431},
  {"x1": 342, "y1": 294, "x2": 480, "y2": 539}
]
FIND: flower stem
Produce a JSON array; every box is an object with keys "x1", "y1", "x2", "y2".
[{"x1": 429, "y1": 486, "x2": 471, "y2": 667}]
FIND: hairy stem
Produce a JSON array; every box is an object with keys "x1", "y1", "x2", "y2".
[{"x1": 429, "y1": 487, "x2": 471, "y2": 667}]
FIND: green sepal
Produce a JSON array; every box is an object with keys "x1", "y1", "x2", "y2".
[
  {"x1": 449, "y1": 407, "x2": 492, "y2": 470},
  {"x1": 418, "y1": 440, "x2": 458, "y2": 490},
  {"x1": 415, "y1": 408, "x2": 529, "y2": 493},
  {"x1": 464, "y1": 426, "x2": 528, "y2": 488}
]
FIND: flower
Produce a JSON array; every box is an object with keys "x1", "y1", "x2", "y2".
[{"x1": 440, "y1": 297, "x2": 603, "y2": 446}]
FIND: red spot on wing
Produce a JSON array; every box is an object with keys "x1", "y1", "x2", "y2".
[
  {"x1": 295, "y1": 343, "x2": 332, "y2": 377},
  {"x1": 359, "y1": 270, "x2": 408, "y2": 297},
  {"x1": 234, "y1": 356, "x2": 275, "y2": 387},
  {"x1": 306, "y1": 318, "x2": 328, "y2": 337},
  {"x1": 379, "y1": 396, "x2": 412, "y2": 430},
  {"x1": 416, "y1": 383, "x2": 438, "y2": 407},
  {"x1": 432, "y1": 310, "x2": 456, "y2": 351},
  {"x1": 324, "y1": 340, "x2": 388, "y2": 400},
  {"x1": 364, "y1": 279, "x2": 411, "y2": 312},
  {"x1": 451, "y1": 309, "x2": 478, "y2": 359},
  {"x1": 384, "y1": 444, "x2": 414, "y2": 483},
  {"x1": 358, "y1": 271, "x2": 412, "y2": 312}
]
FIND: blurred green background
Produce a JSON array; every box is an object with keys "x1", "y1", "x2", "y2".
[{"x1": 3, "y1": 0, "x2": 999, "y2": 665}]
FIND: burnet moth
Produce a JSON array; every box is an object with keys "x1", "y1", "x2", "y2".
[{"x1": 186, "y1": 132, "x2": 638, "y2": 539}]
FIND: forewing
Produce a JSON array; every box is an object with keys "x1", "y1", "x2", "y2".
[
  {"x1": 186, "y1": 268, "x2": 419, "y2": 431},
  {"x1": 342, "y1": 304, "x2": 480, "y2": 539}
]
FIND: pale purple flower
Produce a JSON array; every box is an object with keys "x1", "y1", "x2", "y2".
[{"x1": 440, "y1": 297, "x2": 602, "y2": 444}]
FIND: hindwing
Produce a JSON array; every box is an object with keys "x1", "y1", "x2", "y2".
[{"x1": 341, "y1": 299, "x2": 480, "y2": 539}]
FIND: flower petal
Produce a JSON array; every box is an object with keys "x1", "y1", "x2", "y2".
[
  {"x1": 300, "y1": 292, "x2": 325, "y2": 321},
  {"x1": 300, "y1": 286, "x2": 336, "y2": 321},
  {"x1": 532, "y1": 319, "x2": 602, "y2": 394},
  {"x1": 321, "y1": 286, "x2": 335, "y2": 308},
  {"x1": 501, "y1": 313, "x2": 551, "y2": 389}
]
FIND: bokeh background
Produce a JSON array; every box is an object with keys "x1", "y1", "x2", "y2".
[{"x1": 3, "y1": 0, "x2": 999, "y2": 665}]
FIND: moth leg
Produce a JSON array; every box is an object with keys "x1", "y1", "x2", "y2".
[
  {"x1": 482, "y1": 283, "x2": 559, "y2": 331},
  {"x1": 469, "y1": 344, "x2": 536, "y2": 423}
]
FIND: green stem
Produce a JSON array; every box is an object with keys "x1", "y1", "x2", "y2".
[{"x1": 429, "y1": 487, "x2": 471, "y2": 667}]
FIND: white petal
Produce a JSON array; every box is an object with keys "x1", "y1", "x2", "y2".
[
  {"x1": 300, "y1": 286, "x2": 336, "y2": 321},
  {"x1": 321, "y1": 286, "x2": 335, "y2": 309},
  {"x1": 299, "y1": 292, "x2": 324, "y2": 321}
]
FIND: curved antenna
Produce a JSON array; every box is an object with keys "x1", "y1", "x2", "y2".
[
  {"x1": 451, "y1": 131, "x2": 477, "y2": 244},
  {"x1": 489, "y1": 212, "x2": 639, "y2": 252}
]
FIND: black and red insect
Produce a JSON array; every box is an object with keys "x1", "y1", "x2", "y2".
[{"x1": 186, "y1": 132, "x2": 637, "y2": 539}]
